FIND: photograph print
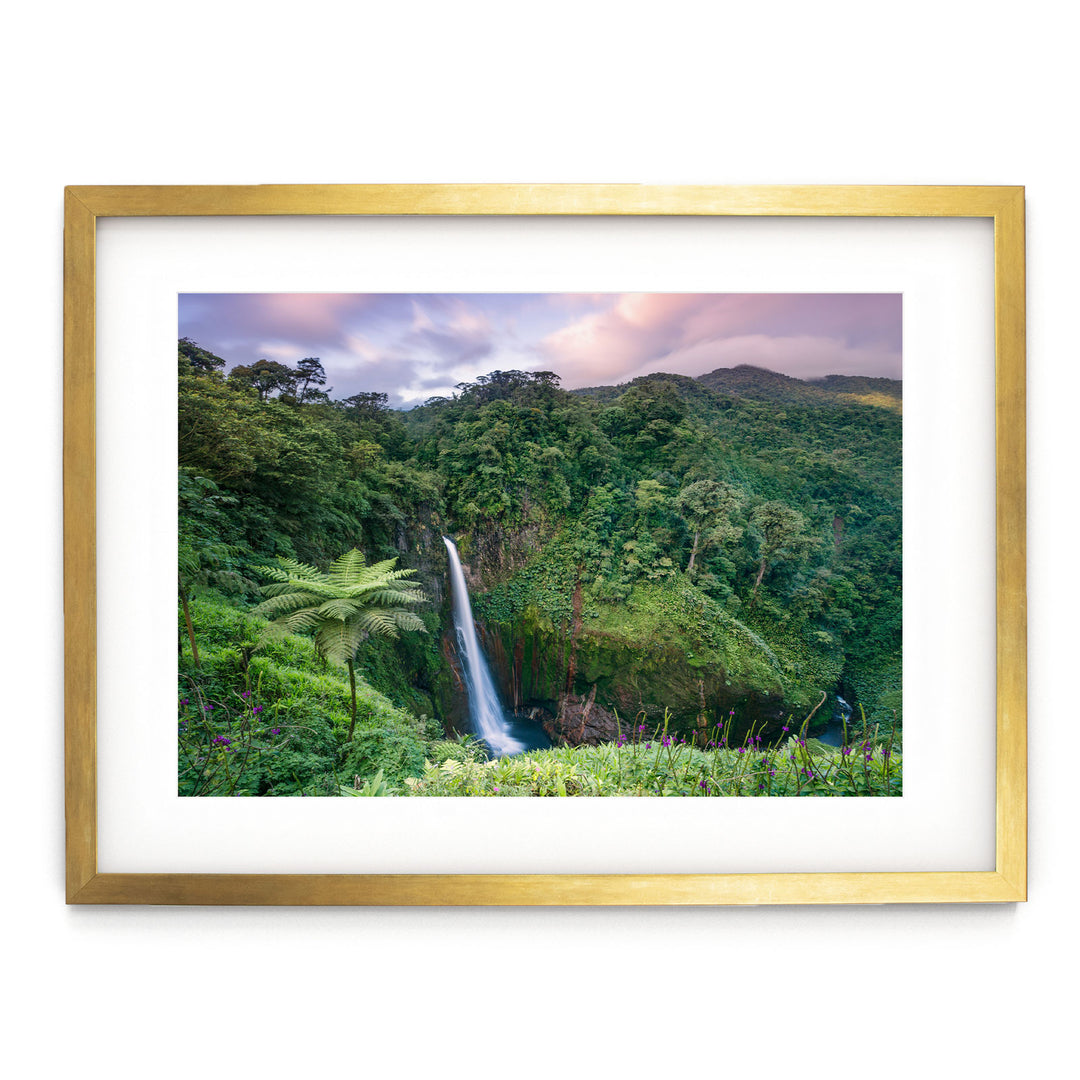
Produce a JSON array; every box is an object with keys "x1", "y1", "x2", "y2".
[{"x1": 177, "y1": 292, "x2": 902, "y2": 797}]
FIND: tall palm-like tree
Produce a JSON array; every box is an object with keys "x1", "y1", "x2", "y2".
[{"x1": 254, "y1": 549, "x2": 427, "y2": 740}]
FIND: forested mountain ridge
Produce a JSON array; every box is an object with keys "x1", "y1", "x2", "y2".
[
  {"x1": 701, "y1": 363, "x2": 901, "y2": 412},
  {"x1": 179, "y1": 345, "x2": 902, "y2": 753},
  {"x1": 809, "y1": 372, "x2": 902, "y2": 404},
  {"x1": 574, "y1": 364, "x2": 901, "y2": 412}
]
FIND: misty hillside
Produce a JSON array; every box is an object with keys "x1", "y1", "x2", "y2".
[
  {"x1": 697, "y1": 365, "x2": 901, "y2": 411},
  {"x1": 572, "y1": 365, "x2": 901, "y2": 413}
]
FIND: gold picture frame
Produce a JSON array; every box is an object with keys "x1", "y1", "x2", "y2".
[{"x1": 64, "y1": 184, "x2": 1026, "y2": 905}]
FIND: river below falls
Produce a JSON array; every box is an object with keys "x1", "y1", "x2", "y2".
[{"x1": 481, "y1": 713, "x2": 551, "y2": 757}]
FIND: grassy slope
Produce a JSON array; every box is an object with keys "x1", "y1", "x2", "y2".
[{"x1": 178, "y1": 593, "x2": 436, "y2": 794}]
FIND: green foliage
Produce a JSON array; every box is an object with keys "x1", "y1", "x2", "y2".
[
  {"x1": 341, "y1": 719, "x2": 429, "y2": 786},
  {"x1": 178, "y1": 470, "x2": 256, "y2": 597},
  {"x1": 674, "y1": 478, "x2": 744, "y2": 575},
  {"x1": 341, "y1": 770, "x2": 395, "y2": 797},
  {"x1": 349, "y1": 611, "x2": 450, "y2": 723},
  {"x1": 252, "y1": 548, "x2": 429, "y2": 743},
  {"x1": 178, "y1": 594, "x2": 433, "y2": 795},
  {"x1": 405, "y1": 720, "x2": 901, "y2": 798},
  {"x1": 179, "y1": 337, "x2": 226, "y2": 375},
  {"x1": 426, "y1": 735, "x2": 488, "y2": 766},
  {"x1": 254, "y1": 549, "x2": 428, "y2": 663},
  {"x1": 228, "y1": 358, "x2": 299, "y2": 401},
  {"x1": 178, "y1": 652, "x2": 345, "y2": 797},
  {"x1": 295, "y1": 356, "x2": 330, "y2": 402}
]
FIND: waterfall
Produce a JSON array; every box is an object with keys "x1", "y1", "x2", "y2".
[
  {"x1": 442, "y1": 537, "x2": 524, "y2": 756},
  {"x1": 818, "y1": 694, "x2": 854, "y2": 747}
]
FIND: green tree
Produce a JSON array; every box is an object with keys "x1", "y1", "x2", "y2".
[
  {"x1": 228, "y1": 359, "x2": 298, "y2": 401},
  {"x1": 748, "y1": 500, "x2": 821, "y2": 603},
  {"x1": 295, "y1": 356, "x2": 330, "y2": 402},
  {"x1": 674, "y1": 479, "x2": 743, "y2": 576},
  {"x1": 634, "y1": 478, "x2": 668, "y2": 517},
  {"x1": 177, "y1": 470, "x2": 254, "y2": 665},
  {"x1": 179, "y1": 337, "x2": 226, "y2": 375},
  {"x1": 340, "y1": 391, "x2": 390, "y2": 419},
  {"x1": 253, "y1": 549, "x2": 427, "y2": 740}
]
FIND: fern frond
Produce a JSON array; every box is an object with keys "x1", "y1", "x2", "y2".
[
  {"x1": 333, "y1": 557, "x2": 405, "y2": 589},
  {"x1": 255, "y1": 559, "x2": 324, "y2": 584},
  {"x1": 264, "y1": 580, "x2": 342, "y2": 601},
  {"x1": 327, "y1": 548, "x2": 370, "y2": 586},
  {"x1": 354, "y1": 609, "x2": 406, "y2": 639},
  {"x1": 251, "y1": 591, "x2": 324, "y2": 618},
  {"x1": 250, "y1": 547, "x2": 426, "y2": 661},
  {"x1": 370, "y1": 564, "x2": 420, "y2": 583},
  {"x1": 178, "y1": 546, "x2": 201, "y2": 579},
  {"x1": 342, "y1": 572, "x2": 424, "y2": 599},
  {"x1": 277, "y1": 609, "x2": 326, "y2": 633},
  {"x1": 316, "y1": 598, "x2": 361, "y2": 620},
  {"x1": 314, "y1": 619, "x2": 369, "y2": 664},
  {"x1": 358, "y1": 586, "x2": 428, "y2": 607}
]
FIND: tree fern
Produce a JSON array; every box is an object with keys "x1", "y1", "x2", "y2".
[{"x1": 253, "y1": 549, "x2": 428, "y2": 740}]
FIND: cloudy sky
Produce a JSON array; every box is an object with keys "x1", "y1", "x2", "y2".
[{"x1": 178, "y1": 293, "x2": 901, "y2": 408}]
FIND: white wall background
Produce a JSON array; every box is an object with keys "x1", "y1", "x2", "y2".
[{"x1": 3, "y1": 3, "x2": 1075, "y2": 1077}]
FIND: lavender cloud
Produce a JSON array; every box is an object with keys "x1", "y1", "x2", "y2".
[{"x1": 179, "y1": 292, "x2": 901, "y2": 408}]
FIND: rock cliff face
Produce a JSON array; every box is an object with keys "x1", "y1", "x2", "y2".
[
  {"x1": 543, "y1": 686, "x2": 621, "y2": 746},
  {"x1": 476, "y1": 610, "x2": 792, "y2": 745},
  {"x1": 453, "y1": 520, "x2": 551, "y2": 592},
  {"x1": 394, "y1": 509, "x2": 446, "y2": 609},
  {"x1": 436, "y1": 533, "x2": 830, "y2": 747}
]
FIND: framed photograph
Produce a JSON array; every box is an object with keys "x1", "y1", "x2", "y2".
[{"x1": 65, "y1": 185, "x2": 1025, "y2": 904}]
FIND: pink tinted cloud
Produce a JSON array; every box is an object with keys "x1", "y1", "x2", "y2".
[
  {"x1": 179, "y1": 292, "x2": 901, "y2": 407},
  {"x1": 181, "y1": 294, "x2": 377, "y2": 354},
  {"x1": 540, "y1": 293, "x2": 901, "y2": 386}
]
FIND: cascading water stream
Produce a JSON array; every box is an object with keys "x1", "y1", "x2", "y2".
[
  {"x1": 818, "y1": 694, "x2": 854, "y2": 747},
  {"x1": 442, "y1": 537, "x2": 525, "y2": 756}
]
